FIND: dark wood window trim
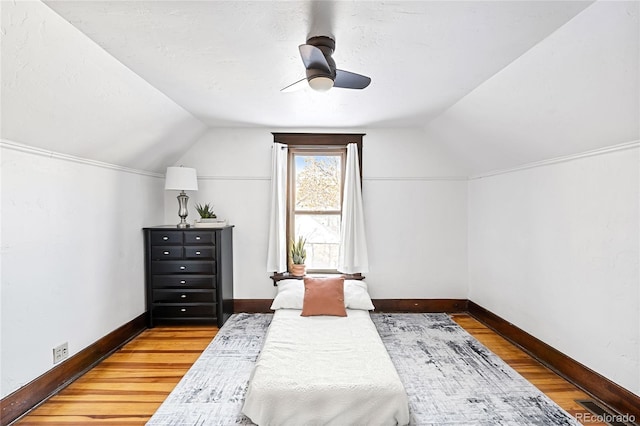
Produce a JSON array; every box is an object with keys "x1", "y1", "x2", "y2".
[
  {"x1": 272, "y1": 133, "x2": 364, "y2": 183},
  {"x1": 271, "y1": 133, "x2": 365, "y2": 282},
  {"x1": 270, "y1": 273, "x2": 365, "y2": 284}
]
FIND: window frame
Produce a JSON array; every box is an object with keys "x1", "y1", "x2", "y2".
[
  {"x1": 272, "y1": 133, "x2": 364, "y2": 275},
  {"x1": 272, "y1": 133, "x2": 363, "y2": 181},
  {"x1": 288, "y1": 147, "x2": 346, "y2": 273}
]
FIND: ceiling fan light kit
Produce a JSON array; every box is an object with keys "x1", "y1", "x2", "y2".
[
  {"x1": 308, "y1": 76, "x2": 334, "y2": 91},
  {"x1": 282, "y1": 36, "x2": 371, "y2": 92}
]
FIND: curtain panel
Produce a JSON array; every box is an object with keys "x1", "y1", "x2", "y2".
[
  {"x1": 266, "y1": 143, "x2": 288, "y2": 272},
  {"x1": 338, "y1": 143, "x2": 369, "y2": 273}
]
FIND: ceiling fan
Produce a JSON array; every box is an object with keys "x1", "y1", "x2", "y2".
[{"x1": 281, "y1": 36, "x2": 371, "y2": 92}]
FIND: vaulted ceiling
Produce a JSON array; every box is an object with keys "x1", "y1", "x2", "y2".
[
  {"x1": 2, "y1": 1, "x2": 638, "y2": 174},
  {"x1": 42, "y1": 0, "x2": 595, "y2": 129}
]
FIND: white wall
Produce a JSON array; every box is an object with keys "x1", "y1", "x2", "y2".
[
  {"x1": 468, "y1": 145, "x2": 640, "y2": 395},
  {"x1": 166, "y1": 128, "x2": 469, "y2": 300},
  {"x1": 0, "y1": 142, "x2": 164, "y2": 398},
  {"x1": 1, "y1": 0, "x2": 205, "y2": 398},
  {"x1": 363, "y1": 129, "x2": 468, "y2": 298}
]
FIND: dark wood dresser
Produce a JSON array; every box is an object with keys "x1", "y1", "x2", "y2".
[{"x1": 143, "y1": 226, "x2": 233, "y2": 327}]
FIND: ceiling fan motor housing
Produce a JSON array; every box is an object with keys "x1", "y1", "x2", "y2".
[{"x1": 306, "y1": 36, "x2": 337, "y2": 79}]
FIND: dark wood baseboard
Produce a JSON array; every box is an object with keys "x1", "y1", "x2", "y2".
[
  {"x1": 233, "y1": 298, "x2": 469, "y2": 314},
  {"x1": 373, "y1": 298, "x2": 468, "y2": 313},
  {"x1": 234, "y1": 299, "x2": 274, "y2": 313},
  {"x1": 0, "y1": 313, "x2": 146, "y2": 426},
  {"x1": 468, "y1": 301, "x2": 640, "y2": 421}
]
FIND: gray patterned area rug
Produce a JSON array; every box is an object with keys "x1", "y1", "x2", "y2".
[{"x1": 147, "y1": 313, "x2": 580, "y2": 425}]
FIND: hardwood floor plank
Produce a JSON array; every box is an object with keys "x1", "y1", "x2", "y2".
[
  {"x1": 24, "y1": 402, "x2": 160, "y2": 416},
  {"x1": 17, "y1": 416, "x2": 149, "y2": 425},
  {"x1": 52, "y1": 395, "x2": 169, "y2": 403},
  {"x1": 56, "y1": 383, "x2": 181, "y2": 393},
  {"x1": 16, "y1": 317, "x2": 608, "y2": 425},
  {"x1": 67, "y1": 371, "x2": 189, "y2": 381},
  {"x1": 15, "y1": 326, "x2": 216, "y2": 425}
]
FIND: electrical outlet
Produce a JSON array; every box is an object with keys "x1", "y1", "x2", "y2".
[{"x1": 53, "y1": 342, "x2": 68, "y2": 364}]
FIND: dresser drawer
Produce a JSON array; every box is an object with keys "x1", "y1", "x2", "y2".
[
  {"x1": 152, "y1": 304, "x2": 215, "y2": 318},
  {"x1": 150, "y1": 231, "x2": 183, "y2": 245},
  {"x1": 151, "y1": 246, "x2": 183, "y2": 260},
  {"x1": 184, "y1": 246, "x2": 214, "y2": 259},
  {"x1": 151, "y1": 275, "x2": 215, "y2": 289},
  {"x1": 184, "y1": 232, "x2": 215, "y2": 245},
  {"x1": 152, "y1": 260, "x2": 216, "y2": 275},
  {"x1": 153, "y1": 289, "x2": 215, "y2": 304}
]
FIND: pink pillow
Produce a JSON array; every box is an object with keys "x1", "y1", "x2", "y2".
[{"x1": 301, "y1": 277, "x2": 347, "y2": 317}]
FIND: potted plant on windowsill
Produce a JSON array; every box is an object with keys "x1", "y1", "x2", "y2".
[{"x1": 289, "y1": 236, "x2": 307, "y2": 277}]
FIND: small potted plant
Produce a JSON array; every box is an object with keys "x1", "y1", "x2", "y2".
[
  {"x1": 289, "y1": 236, "x2": 307, "y2": 277},
  {"x1": 195, "y1": 203, "x2": 217, "y2": 221},
  {"x1": 194, "y1": 203, "x2": 227, "y2": 227}
]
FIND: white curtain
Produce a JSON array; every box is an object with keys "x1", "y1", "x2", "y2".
[
  {"x1": 338, "y1": 143, "x2": 369, "y2": 273},
  {"x1": 266, "y1": 143, "x2": 288, "y2": 272}
]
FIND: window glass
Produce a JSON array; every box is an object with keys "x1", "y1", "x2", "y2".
[
  {"x1": 294, "y1": 155, "x2": 342, "y2": 211},
  {"x1": 290, "y1": 150, "x2": 344, "y2": 272},
  {"x1": 293, "y1": 214, "x2": 341, "y2": 270}
]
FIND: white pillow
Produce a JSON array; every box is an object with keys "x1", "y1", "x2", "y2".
[
  {"x1": 270, "y1": 279, "x2": 305, "y2": 310},
  {"x1": 270, "y1": 278, "x2": 375, "y2": 311},
  {"x1": 344, "y1": 280, "x2": 376, "y2": 310}
]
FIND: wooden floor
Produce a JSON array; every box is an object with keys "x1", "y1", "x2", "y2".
[{"x1": 15, "y1": 314, "x2": 605, "y2": 425}]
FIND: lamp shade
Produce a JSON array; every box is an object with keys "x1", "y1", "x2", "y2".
[{"x1": 165, "y1": 167, "x2": 198, "y2": 191}]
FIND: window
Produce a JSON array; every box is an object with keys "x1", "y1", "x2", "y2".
[
  {"x1": 289, "y1": 148, "x2": 345, "y2": 272},
  {"x1": 273, "y1": 133, "x2": 364, "y2": 274}
]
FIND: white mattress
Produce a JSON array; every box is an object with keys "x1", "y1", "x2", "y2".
[{"x1": 242, "y1": 309, "x2": 410, "y2": 426}]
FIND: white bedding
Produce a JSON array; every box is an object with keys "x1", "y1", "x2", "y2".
[{"x1": 242, "y1": 309, "x2": 410, "y2": 426}]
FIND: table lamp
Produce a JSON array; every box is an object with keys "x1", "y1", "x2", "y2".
[{"x1": 165, "y1": 166, "x2": 198, "y2": 228}]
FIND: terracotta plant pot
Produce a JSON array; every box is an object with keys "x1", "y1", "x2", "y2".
[{"x1": 290, "y1": 264, "x2": 306, "y2": 277}]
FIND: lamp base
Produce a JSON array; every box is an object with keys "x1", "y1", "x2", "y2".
[{"x1": 176, "y1": 191, "x2": 191, "y2": 229}]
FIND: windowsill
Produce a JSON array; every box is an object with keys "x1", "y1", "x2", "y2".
[{"x1": 270, "y1": 272, "x2": 364, "y2": 285}]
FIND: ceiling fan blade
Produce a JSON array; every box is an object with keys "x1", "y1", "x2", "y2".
[
  {"x1": 281, "y1": 77, "x2": 308, "y2": 92},
  {"x1": 334, "y1": 69, "x2": 371, "y2": 89},
  {"x1": 299, "y1": 44, "x2": 331, "y2": 73}
]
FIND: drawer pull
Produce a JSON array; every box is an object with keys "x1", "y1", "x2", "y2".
[
  {"x1": 195, "y1": 251, "x2": 201, "y2": 255},
  {"x1": 163, "y1": 251, "x2": 170, "y2": 255},
  {"x1": 181, "y1": 308, "x2": 187, "y2": 312},
  {"x1": 163, "y1": 236, "x2": 169, "y2": 241},
  {"x1": 179, "y1": 266, "x2": 186, "y2": 270},
  {"x1": 180, "y1": 280, "x2": 186, "y2": 284},
  {"x1": 181, "y1": 294, "x2": 187, "y2": 298}
]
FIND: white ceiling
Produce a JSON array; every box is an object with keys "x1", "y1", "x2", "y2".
[
  {"x1": 425, "y1": 0, "x2": 640, "y2": 175},
  {"x1": 44, "y1": 0, "x2": 595, "y2": 129},
  {"x1": 3, "y1": 1, "x2": 637, "y2": 174}
]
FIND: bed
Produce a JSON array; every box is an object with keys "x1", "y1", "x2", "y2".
[{"x1": 241, "y1": 278, "x2": 410, "y2": 426}]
